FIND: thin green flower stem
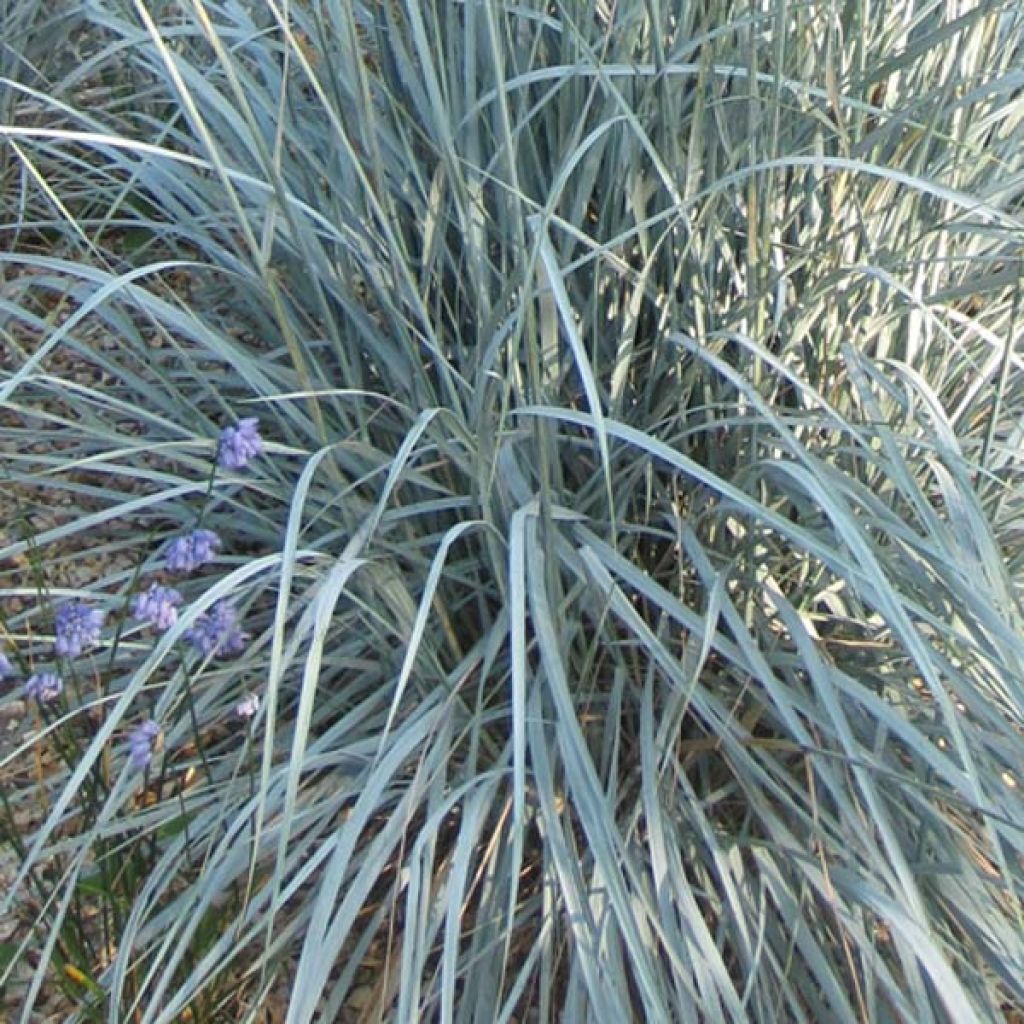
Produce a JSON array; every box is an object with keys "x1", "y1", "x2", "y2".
[
  {"x1": 104, "y1": 534, "x2": 163, "y2": 672},
  {"x1": 190, "y1": 461, "x2": 220, "y2": 531},
  {"x1": 176, "y1": 786, "x2": 195, "y2": 872},
  {"x1": 178, "y1": 660, "x2": 216, "y2": 791}
]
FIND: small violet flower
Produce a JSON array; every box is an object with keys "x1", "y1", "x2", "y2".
[
  {"x1": 132, "y1": 583, "x2": 184, "y2": 631},
  {"x1": 24, "y1": 672, "x2": 62, "y2": 704},
  {"x1": 129, "y1": 719, "x2": 161, "y2": 771},
  {"x1": 54, "y1": 601, "x2": 105, "y2": 658},
  {"x1": 217, "y1": 417, "x2": 263, "y2": 471},
  {"x1": 165, "y1": 528, "x2": 221, "y2": 574},
  {"x1": 184, "y1": 600, "x2": 249, "y2": 658},
  {"x1": 234, "y1": 692, "x2": 260, "y2": 721},
  {"x1": 0, "y1": 653, "x2": 13, "y2": 679}
]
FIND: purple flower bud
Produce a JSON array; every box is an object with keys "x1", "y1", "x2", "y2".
[
  {"x1": 0, "y1": 653, "x2": 13, "y2": 679},
  {"x1": 132, "y1": 583, "x2": 184, "y2": 631},
  {"x1": 217, "y1": 417, "x2": 263, "y2": 471},
  {"x1": 184, "y1": 600, "x2": 249, "y2": 658},
  {"x1": 54, "y1": 601, "x2": 105, "y2": 658},
  {"x1": 234, "y1": 692, "x2": 260, "y2": 721},
  {"x1": 129, "y1": 719, "x2": 161, "y2": 771},
  {"x1": 164, "y1": 529, "x2": 221, "y2": 574},
  {"x1": 24, "y1": 672, "x2": 62, "y2": 703}
]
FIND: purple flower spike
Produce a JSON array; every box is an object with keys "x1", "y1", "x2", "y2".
[
  {"x1": 0, "y1": 653, "x2": 13, "y2": 679},
  {"x1": 165, "y1": 529, "x2": 221, "y2": 574},
  {"x1": 132, "y1": 583, "x2": 184, "y2": 631},
  {"x1": 217, "y1": 417, "x2": 263, "y2": 471},
  {"x1": 184, "y1": 600, "x2": 249, "y2": 658},
  {"x1": 54, "y1": 601, "x2": 105, "y2": 658},
  {"x1": 24, "y1": 672, "x2": 62, "y2": 704},
  {"x1": 129, "y1": 719, "x2": 161, "y2": 771}
]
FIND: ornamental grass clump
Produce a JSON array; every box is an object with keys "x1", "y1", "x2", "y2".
[{"x1": 3, "y1": 1, "x2": 1024, "y2": 1021}]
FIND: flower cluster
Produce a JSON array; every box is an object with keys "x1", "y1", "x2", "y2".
[
  {"x1": 14, "y1": 597, "x2": 106, "y2": 706},
  {"x1": 217, "y1": 417, "x2": 263, "y2": 471},
  {"x1": 54, "y1": 601, "x2": 106, "y2": 658},
  {"x1": 184, "y1": 600, "x2": 249, "y2": 658},
  {"x1": 25, "y1": 672, "x2": 62, "y2": 703},
  {"x1": 132, "y1": 583, "x2": 183, "y2": 631},
  {"x1": 129, "y1": 719, "x2": 161, "y2": 770},
  {"x1": 119, "y1": 419, "x2": 266, "y2": 765},
  {"x1": 5, "y1": 418, "x2": 268, "y2": 770},
  {"x1": 164, "y1": 528, "x2": 221, "y2": 574},
  {"x1": 235, "y1": 692, "x2": 260, "y2": 721}
]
